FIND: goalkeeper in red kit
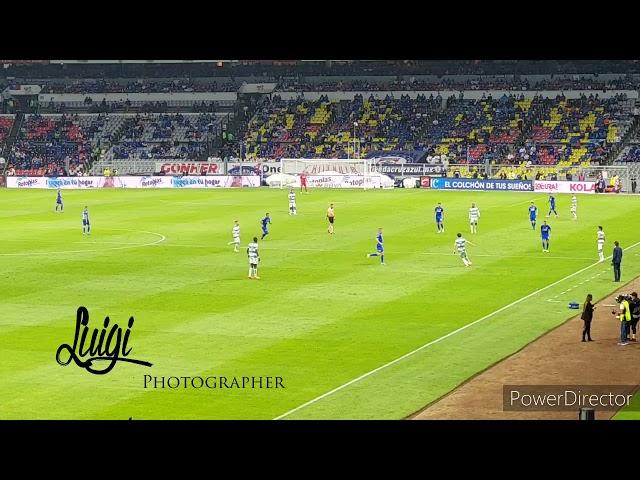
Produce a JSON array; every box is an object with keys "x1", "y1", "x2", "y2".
[{"x1": 300, "y1": 173, "x2": 308, "y2": 193}]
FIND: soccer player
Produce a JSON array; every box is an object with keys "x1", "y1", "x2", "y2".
[
  {"x1": 327, "y1": 203, "x2": 335, "y2": 234},
  {"x1": 82, "y1": 206, "x2": 90, "y2": 235},
  {"x1": 547, "y1": 194, "x2": 558, "y2": 217},
  {"x1": 55, "y1": 188, "x2": 63, "y2": 212},
  {"x1": 300, "y1": 173, "x2": 308, "y2": 193},
  {"x1": 528, "y1": 202, "x2": 537, "y2": 230},
  {"x1": 469, "y1": 203, "x2": 480, "y2": 234},
  {"x1": 540, "y1": 220, "x2": 551, "y2": 252},
  {"x1": 288, "y1": 189, "x2": 297, "y2": 216},
  {"x1": 247, "y1": 236, "x2": 260, "y2": 280},
  {"x1": 597, "y1": 226, "x2": 606, "y2": 262},
  {"x1": 260, "y1": 213, "x2": 271, "y2": 240},
  {"x1": 435, "y1": 203, "x2": 445, "y2": 233},
  {"x1": 454, "y1": 232, "x2": 475, "y2": 267},
  {"x1": 227, "y1": 220, "x2": 240, "y2": 252},
  {"x1": 570, "y1": 195, "x2": 577, "y2": 220},
  {"x1": 366, "y1": 228, "x2": 385, "y2": 265}
]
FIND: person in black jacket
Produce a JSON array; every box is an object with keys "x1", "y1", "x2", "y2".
[
  {"x1": 581, "y1": 294, "x2": 595, "y2": 342},
  {"x1": 612, "y1": 241, "x2": 623, "y2": 282}
]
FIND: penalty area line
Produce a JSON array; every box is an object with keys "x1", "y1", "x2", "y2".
[{"x1": 273, "y1": 239, "x2": 640, "y2": 420}]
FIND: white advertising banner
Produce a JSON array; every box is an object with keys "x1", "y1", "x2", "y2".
[
  {"x1": 306, "y1": 175, "x2": 382, "y2": 189},
  {"x1": 533, "y1": 180, "x2": 596, "y2": 194},
  {"x1": 7, "y1": 176, "x2": 260, "y2": 189}
]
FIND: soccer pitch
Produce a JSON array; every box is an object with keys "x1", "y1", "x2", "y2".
[{"x1": 2, "y1": 188, "x2": 640, "y2": 420}]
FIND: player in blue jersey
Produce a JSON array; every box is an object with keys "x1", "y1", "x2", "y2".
[
  {"x1": 82, "y1": 206, "x2": 90, "y2": 235},
  {"x1": 55, "y1": 189, "x2": 63, "y2": 212},
  {"x1": 528, "y1": 202, "x2": 537, "y2": 230},
  {"x1": 540, "y1": 220, "x2": 551, "y2": 252},
  {"x1": 435, "y1": 203, "x2": 445, "y2": 233},
  {"x1": 260, "y1": 213, "x2": 271, "y2": 240},
  {"x1": 547, "y1": 194, "x2": 558, "y2": 218},
  {"x1": 366, "y1": 228, "x2": 385, "y2": 265}
]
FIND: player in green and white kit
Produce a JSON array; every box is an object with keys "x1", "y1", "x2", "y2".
[
  {"x1": 454, "y1": 232, "x2": 476, "y2": 267},
  {"x1": 227, "y1": 220, "x2": 240, "y2": 252},
  {"x1": 247, "y1": 236, "x2": 260, "y2": 279},
  {"x1": 469, "y1": 203, "x2": 480, "y2": 234},
  {"x1": 597, "y1": 226, "x2": 606, "y2": 262},
  {"x1": 288, "y1": 189, "x2": 297, "y2": 215},
  {"x1": 571, "y1": 195, "x2": 577, "y2": 220}
]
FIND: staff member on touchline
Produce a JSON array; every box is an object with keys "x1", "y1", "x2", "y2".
[
  {"x1": 581, "y1": 294, "x2": 595, "y2": 342},
  {"x1": 612, "y1": 241, "x2": 623, "y2": 282}
]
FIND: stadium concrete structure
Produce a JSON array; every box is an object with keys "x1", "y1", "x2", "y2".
[{"x1": 1, "y1": 60, "x2": 640, "y2": 420}]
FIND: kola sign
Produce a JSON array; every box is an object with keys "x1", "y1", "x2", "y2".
[{"x1": 534, "y1": 181, "x2": 596, "y2": 194}]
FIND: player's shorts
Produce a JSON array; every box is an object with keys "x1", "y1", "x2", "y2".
[
  {"x1": 571, "y1": 207, "x2": 576, "y2": 212},
  {"x1": 597, "y1": 243, "x2": 604, "y2": 251},
  {"x1": 83, "y1": 219, "x2": 90, "y2": 226},
  {"x1": 262, "y1": 227, "x2": 269, "y2": 233},
  {"x1": 233, "y1": 237, "x2": 240, "y2": 244},
  {"x1": 530, "y1": 217, "x2": 536, "y2": 222},
  {"x1": 436, "y1": 217, "x2": 442, "y2": 223},
  {"x1": 541, "y1": 236, "x2": 549, "y2": 241},
  {"x1": 376, "y1": 245, "x2": 384, "y2": 253},
  {"x1": 56, "y1": 199, "x2": 62, "y2": 204},
  {"x1": 470, "y1": 219, "x2": 478, "y2": 224},
  {"x1": 459, "y1": 250, "x2": 467, "y2": 258},
  {"x1": 328, "y1": 217, "x2": 334, "y2": 224}
]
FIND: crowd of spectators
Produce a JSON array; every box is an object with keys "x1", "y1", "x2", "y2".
[
  {"x1": 40, "y1": 79, "x2": 238, "y2": 94},
  {"x1": 275, "y1": 76, "x2": 640, "y2": 92}
]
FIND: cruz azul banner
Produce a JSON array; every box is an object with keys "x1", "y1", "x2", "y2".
[
  {"x1": 533, "y1": 180, "x2": 596, "y2": 194},
  {"x1": 431, "y1": 178, "x2": 534, "y2": 191}
]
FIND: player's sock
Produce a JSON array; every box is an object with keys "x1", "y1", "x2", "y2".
[{"x1": 380, "y1": 255, "x2": 384, "y2": 264}]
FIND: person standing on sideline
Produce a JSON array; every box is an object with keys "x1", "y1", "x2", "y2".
[
  {"x1": 628, "y1": 292, "x2": 640, "y2": 342},
  {"x1": 612, "y1": 241, "x2": 623, "y2": 282},
  {"x1": 327, "y1": 203, "x2": 335, "y2": 234},
  {"x1": 581, "y1": 294, "x2": 595, "y2": 342},
  {"x1": 300, "y1": 173, "x2": 308, "y2": 193},
  {"x1": 614, "y1": 294, "x2": 631, "y2": 346},
  {"x1": 631, "y1": 176, "x2": 637, "y2": 194}
]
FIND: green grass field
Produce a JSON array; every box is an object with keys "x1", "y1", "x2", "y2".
[{"x1": 2, "y1": 187, "x2": 640, "y2": 420}]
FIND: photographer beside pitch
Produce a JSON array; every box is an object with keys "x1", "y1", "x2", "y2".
[
  {"x1": 612, "y1": 294, "x2": 632, "y2": 346},
  {"x1": 629, "y1": 292, "x2": 640, "y2": 342}
]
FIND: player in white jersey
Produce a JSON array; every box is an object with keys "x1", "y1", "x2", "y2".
[
  {"x1": 247, "y1": 236, "x2": 260, "y2": 279},
  {"x1": 597, "y1": 226, "x2": 606, "y2": 262},
  {"x1": 227, "y1": 220, "x2": 240, "y2": 252},
  {"x1": 454, "y1": 232, "x2": 476, "y2": 267},
  {"x1": 288, "y1": 189, "x2": 297, "y2": 215},
  {"x1": 570, "y1": 195, "x2": 577, "y2": 220},
  {"x1": 469, "y1": 203, "x2": 480, "y2": 233}
]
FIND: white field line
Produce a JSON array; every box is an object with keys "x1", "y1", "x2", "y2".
[
  {"x1": 0, "y1": 230, "x2": 166, "y2": 256},
  {"x1": 273, "y1": 239, "x2": 640, "y2": 420}
]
